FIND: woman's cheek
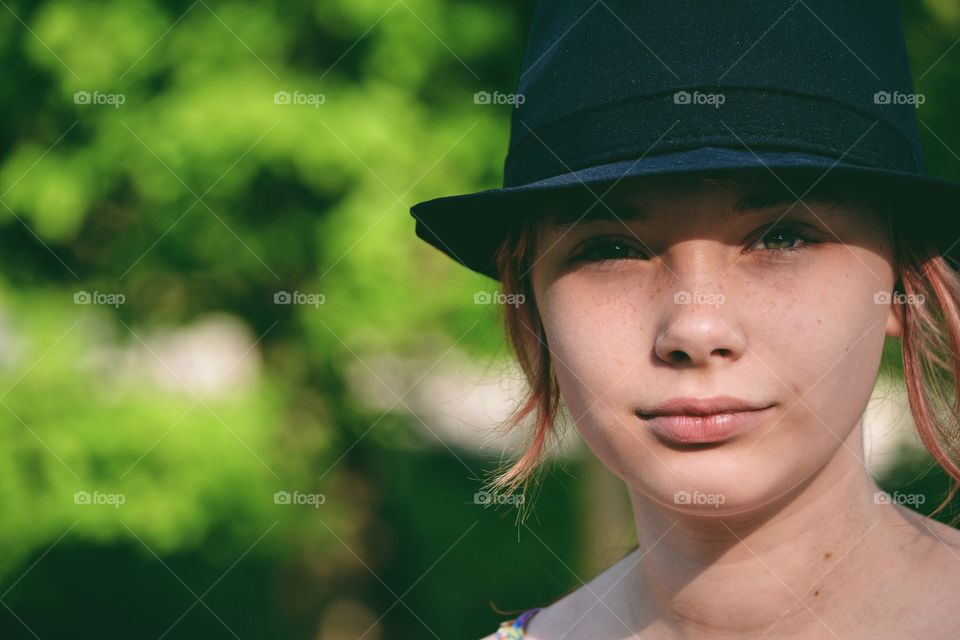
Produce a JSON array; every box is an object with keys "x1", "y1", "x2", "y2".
[
  {"x1": 751, "y1": 292, "x2": 885, "y2": 441},
  {"x1": 545, "y1": 297, "x2": 644, "y2": 397}
]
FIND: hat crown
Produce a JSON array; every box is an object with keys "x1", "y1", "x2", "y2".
[{"x1": 505, "y1": 0, "x2": 926, "y2": 187}]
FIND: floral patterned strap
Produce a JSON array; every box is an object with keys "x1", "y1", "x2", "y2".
[{"x1": 495, "y1": 607, "x2": 543, "y2": 639}]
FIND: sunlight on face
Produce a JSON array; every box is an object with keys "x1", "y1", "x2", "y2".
[{"x1": 529, "y1": 172, "x2": 902, "y2": 514}]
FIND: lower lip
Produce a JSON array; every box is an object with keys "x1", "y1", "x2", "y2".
[{"x1": 640, "y1": 407, "x2": 773, "y2": 445}]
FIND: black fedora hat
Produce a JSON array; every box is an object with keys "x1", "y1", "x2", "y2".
[{"x1": 409, "y1": 0, "x2": 960, "y2": 281}]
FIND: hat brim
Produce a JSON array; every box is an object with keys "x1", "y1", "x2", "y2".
[{"x1": 410, "y1": 146, "x2": 960, "y2": 281}]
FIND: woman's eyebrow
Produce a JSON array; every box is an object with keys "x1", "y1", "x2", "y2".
[{"x1": 731, "y1": 189, "x2": 846, "y2": 216}]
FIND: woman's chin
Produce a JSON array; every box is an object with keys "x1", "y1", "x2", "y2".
[{"x1": 626, "y1": 464, "x2": 792, "y2": 516}]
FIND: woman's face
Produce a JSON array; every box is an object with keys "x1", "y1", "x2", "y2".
[{"x1": 529, "y1": 173, "x2": 902, "y2": 514}]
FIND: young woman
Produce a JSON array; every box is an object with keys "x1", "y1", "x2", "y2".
[
  {"x1": 484, "y1": 171, "x2": 960, "y2": 639},
  {"x1": 410, "y1": 2, "x2": 960, "y2": 638}
]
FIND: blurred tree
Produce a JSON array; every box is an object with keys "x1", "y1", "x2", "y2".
[{"x1": 0, "y1": 0, "x2": 539, "y2": 637}]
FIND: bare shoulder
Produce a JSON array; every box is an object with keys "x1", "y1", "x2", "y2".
[
  {"x1": 927, "y1": 515, "x2": 960, "y2": 545},
  {"x1": 928, "y1": 519, "x2": 960, "y2": 551},
  {"x1": 897, "y1": 514, "x2": 960, "y2": 640},
  {"x1": 524, "y1": 550, "x2": 640, "y2": 640},
  {"x1": 917, "y1": 516, "x2": 960, "y2": 578},
  {"x1": 893, "y1": 503, "x2": 960, "y2": 552},
  {"x1": 889, "y1": 504, "x2": 960, "y2": 613}
]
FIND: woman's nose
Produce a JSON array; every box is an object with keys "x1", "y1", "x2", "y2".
[{"x1": 653, "y1": 247, "x2": 747, "y2": 366}]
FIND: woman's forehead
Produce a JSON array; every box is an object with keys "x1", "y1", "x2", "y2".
[{"x1": 537, "y1": 171, "x2": 857, "y2": 225}]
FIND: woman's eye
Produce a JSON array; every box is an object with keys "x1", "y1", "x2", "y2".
[
  {"x1": 571, "y1": 224, "x2": 820, "y2": 265},
  {"x1": 749, "y1": 223, "x2": 819, "y2": 255},
  {"x1": 572, "y1": 237, "x2": 646, "y2": 263}
]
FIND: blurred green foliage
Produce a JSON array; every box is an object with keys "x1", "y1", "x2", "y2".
[{"x1": 0, "y1": 0, "x2": 539, "y2": 636}]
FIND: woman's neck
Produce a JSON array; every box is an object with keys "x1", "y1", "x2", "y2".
[{"x1": 617, "y1": 424, "x2": 914, "y2": 639}]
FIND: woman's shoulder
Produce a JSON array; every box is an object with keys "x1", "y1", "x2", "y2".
[
  {"x1": 480, "y1": 546, "x2": 641, "y2": 639},
  {"x1": 500, "y1": 548, "x2": 642, "y2": 638},
  {"x1": 479, "y1": 606, "x2": 543, "y2": 639}
]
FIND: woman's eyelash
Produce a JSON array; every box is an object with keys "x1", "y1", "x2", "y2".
[{"x1": 570, "y1": 223, "x2": 821, "y2": 264}]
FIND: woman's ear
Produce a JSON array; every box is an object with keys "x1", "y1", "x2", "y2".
[{"x1": 885, "y1": 279, "x2": 904, "y2": 338}]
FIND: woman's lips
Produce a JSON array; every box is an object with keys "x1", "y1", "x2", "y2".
[{"x1": 639, "y1": 406, "x2": 773, "y2": 445}]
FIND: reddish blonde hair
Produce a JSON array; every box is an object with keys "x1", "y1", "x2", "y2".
[{"x1": 483, "y1": 172, "x2": 960, "y2": 524}]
